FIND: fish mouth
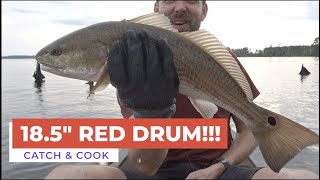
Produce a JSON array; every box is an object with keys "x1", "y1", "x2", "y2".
[
  {"x1": 36, "y1": 52, "x2": 64, "y2": 72},
  {"x1": 38, "y1": 62, "x2": 64, "y2": 72}
]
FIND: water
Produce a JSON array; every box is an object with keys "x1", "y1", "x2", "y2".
[
  {"x1": 1, "y1": 57, "x2": 319, "y2": 178},
  {"x1": 237, "y1": 57, "x2": 319, "y2": 174}
]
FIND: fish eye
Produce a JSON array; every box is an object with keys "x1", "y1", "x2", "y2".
[
  {"x1": 51, "y1": 48, "x2": 62, "y2": 56},
  {"x1": 267, "y1": 116, "x2": 277, "y2": 126}
]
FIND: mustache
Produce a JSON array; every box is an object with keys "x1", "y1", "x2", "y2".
[{"x1": 169, "y1": 12, "x2": 191, "y2": 22}]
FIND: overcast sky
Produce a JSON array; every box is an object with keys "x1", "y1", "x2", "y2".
[{"x1": 2, "y1": 1, "x2": 319, "y2": 56}]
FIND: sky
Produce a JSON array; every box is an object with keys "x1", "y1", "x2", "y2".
[{"x1": 2, "y1": 1, "x2": 319, "y2": 56}]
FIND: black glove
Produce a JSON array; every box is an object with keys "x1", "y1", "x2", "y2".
[{"x1": 108, "y1": 29, "x2": 180, "y2": 118}]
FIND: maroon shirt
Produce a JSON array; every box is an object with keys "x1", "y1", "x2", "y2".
[{"x1": 118, "y1": 52, "x2": 260, "y2": 168}]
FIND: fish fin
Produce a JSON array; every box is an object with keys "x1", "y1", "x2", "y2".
[
  {"x1": 127, "y1": 13, "x2": 178, "y2": 33},
  {"x1": 88, "y1": 65, "x2": 110, "y2": 97},
  {"x1": 253, "y1": 109, "x2": 319, "y2": 173},
  {"x1": 179, "y1": 30, "x2": 254, "y2": 101},
  {"x1": 179, "y1": 81, "x2": 218, "y2": 118},
  {"x1": 188, "y1": 97, "x2": 218, "y2": 118}
]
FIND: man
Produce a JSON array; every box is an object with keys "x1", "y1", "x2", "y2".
[{"x1": 45, "y1": 1, "x2": 318, "y2": 179}]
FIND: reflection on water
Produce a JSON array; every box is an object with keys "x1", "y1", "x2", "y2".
[
  {"x1": 33, "y1": 81, "x2": 45, "y2": 116},
  {"x1": 1, "y1": 57, "x2": 319, "y2": 179},
  {"x1": 34, "y1": 80, "x2": 44, "y2": 88},
  {"x1": 300, "y1": 74, "x2": 310, "y2": 83}
]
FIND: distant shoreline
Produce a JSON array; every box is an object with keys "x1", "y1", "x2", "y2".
[{"x1": 2, "y1": 55, "x2": 35, "y2": 59}]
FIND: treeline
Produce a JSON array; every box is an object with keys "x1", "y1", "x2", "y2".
[
  {"x1": 228, "y1": 37, "x2": 319, "y2": 57},
  {"x1": 229, "y1": 45, "x2": 319, "y2": 57},
  {"x1": 2, "y1": 55, "x2": 35, "y2": 59}
]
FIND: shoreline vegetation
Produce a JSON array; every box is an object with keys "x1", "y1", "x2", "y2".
[
  {"x1": 229, "y1": 37, "x2": 319, "y2": 57},
  {"x1": 2, "y1": 55, "x2": 35, "y2": 59},
  {"x1": 2, "y1": 38, "x2": 319, "y2": 58},
  {"x1": 228, "y1": 45, "x2": 319, "y2": 57}
]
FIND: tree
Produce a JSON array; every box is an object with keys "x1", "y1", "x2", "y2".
[{"x1": 312, "y1": 37, "x2": 319, "y2": 46}]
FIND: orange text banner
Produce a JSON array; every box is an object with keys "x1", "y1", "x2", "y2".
[{"x1": 11, "y1": 118, "x2": 228, "y2": 149}]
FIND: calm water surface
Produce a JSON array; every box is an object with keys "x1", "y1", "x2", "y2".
[{"x1": 1, "y1": 57, "x2": 319, "y2": 179}]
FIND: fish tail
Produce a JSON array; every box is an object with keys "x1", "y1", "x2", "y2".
[{"x1": 252, "y1": 108, "x2": 319, "y2": 173}]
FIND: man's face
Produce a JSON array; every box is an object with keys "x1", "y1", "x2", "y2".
[{"x1": 154, "y1": 0, "x2": 208, "y2": 32}]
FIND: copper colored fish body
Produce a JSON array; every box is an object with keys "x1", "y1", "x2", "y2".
[{"x1": 36, "y1": 13, "x2": 319, "y2": 172}]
